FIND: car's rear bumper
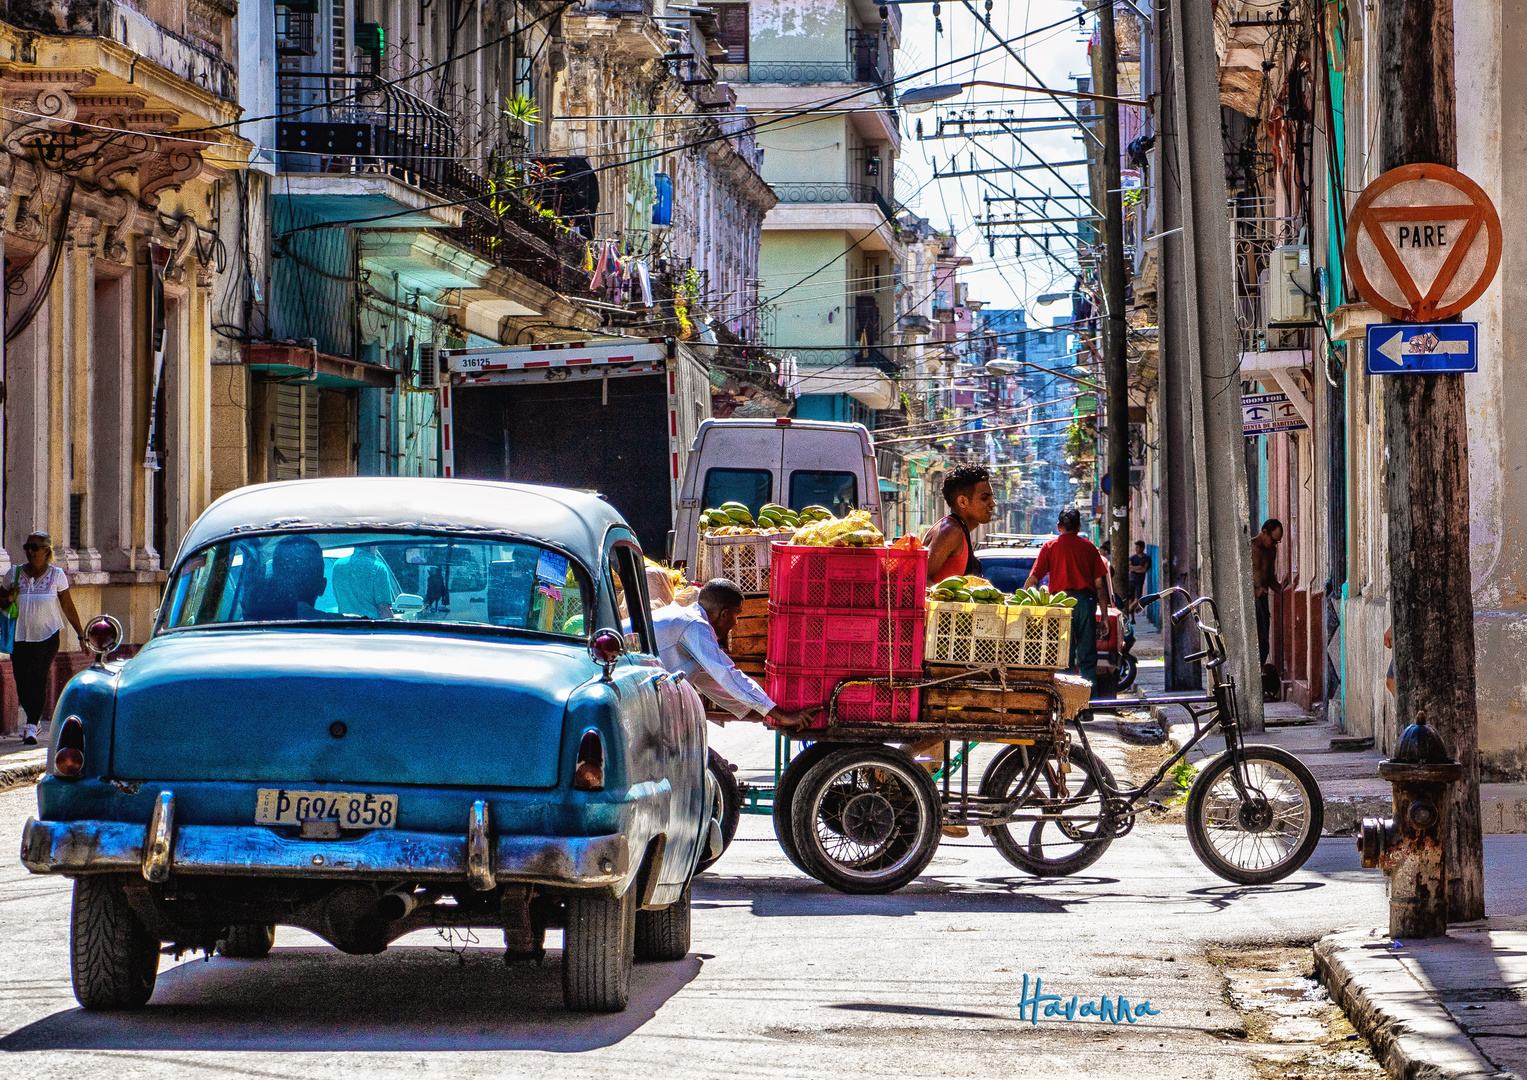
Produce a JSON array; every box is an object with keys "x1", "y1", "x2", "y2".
[{"x1": 20, "y1": 811, "x2": 629, "y2": 889}]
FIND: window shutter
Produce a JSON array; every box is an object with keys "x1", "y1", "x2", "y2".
[{"x1": 710, "y1": 4, "x2": 749, "y2": 64}]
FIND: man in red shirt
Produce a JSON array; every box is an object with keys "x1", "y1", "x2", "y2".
[{"x1": 1024, "y1": 508, "x2": 1111, "y2": 684}]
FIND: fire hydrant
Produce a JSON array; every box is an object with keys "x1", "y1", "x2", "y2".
[{"x1": 1358, "y1": 716, "x2": 1463, "y2": 938}]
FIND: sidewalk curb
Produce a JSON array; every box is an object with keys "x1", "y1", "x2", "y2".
[
  {"x1": 0, "y1": 750, "x2": 47, "y2": 793},
  {"x1": 1314, "y1": 929, "x2": 1518, "y2": 1080}
]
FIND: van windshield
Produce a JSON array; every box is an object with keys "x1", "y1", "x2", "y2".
[{"x1": 161, "y1": 530, "x2": 592, "y2": 638}]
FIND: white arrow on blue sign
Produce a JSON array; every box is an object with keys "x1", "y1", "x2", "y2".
[{"x1": 1365, "y1": 322, "x2": 1477, "y2": 374}]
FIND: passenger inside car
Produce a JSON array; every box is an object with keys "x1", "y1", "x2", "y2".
[{"x1": 246, "y1": 536, "x2": 333, "y2": 620}]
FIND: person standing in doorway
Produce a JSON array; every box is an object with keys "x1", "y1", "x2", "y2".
[
  {"x1": 1127, "y1": 540, "x2": 1151, "y2": 624},
  {"x1": 1251, "y1": 518, "x2": 1288, "y2": 669},
  {"x1": 923, "y1": 465, "x2": 996, "y2": 583},
  {"x1": 1024, "y1": 509, "x2": 1110, "y2": 685},
  {"x1": 1, "y1": 533, "x2": 85, "y2": 744}
]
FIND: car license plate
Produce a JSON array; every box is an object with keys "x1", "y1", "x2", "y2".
[{"x1": 255, "y1": 789, "x2": 398, "y2": 830}]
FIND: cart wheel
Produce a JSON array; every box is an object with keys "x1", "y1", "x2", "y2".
[
  {"x1": 772, "y1": 742, "x2": 836, "y2": 874},
  {"x1": 790, "y1": 745, "x2": 942, "y2": 895},
  {"x1": 979, "y1": 742, "x2": 1117, "y2": 876},
  {"x1": 696, "y1": 750, "x2": 741, "y2": 874},
  {"x1": 1185, "y1": 746, "x2": 1323, "y2": 884}
]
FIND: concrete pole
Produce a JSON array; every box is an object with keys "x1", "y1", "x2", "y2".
[
  {"x1": 1154, "y1": 0, "x2": 1202, "y2": 691},
  {"x1": 1096, "y1": 0, "x2": 1132, "y2": 615},
  {"x1": 1165, "y1": 0, "x2": 1263, "y2": 732}
]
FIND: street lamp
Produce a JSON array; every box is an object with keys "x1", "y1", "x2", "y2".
[{"x1": 898, "y1": 80, "x2": 1149, "y2": 113}]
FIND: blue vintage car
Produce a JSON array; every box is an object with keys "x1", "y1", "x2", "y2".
[{"x1": 20, "y1": 478, "x2": 716, "y2": 1013}]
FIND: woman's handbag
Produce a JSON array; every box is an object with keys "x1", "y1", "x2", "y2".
[{"x1": 0, "y1": 571, "x2": 16, "y2": 654}]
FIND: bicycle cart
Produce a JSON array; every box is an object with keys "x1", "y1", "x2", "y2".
[{"x1": 748, "y1": 590, "x2": 1324, "y2": 895}]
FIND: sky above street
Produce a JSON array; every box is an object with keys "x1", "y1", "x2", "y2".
[{"x1": 895, "y1": 0, "x2": 1093, "y2": 324}]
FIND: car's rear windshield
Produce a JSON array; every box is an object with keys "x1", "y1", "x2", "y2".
[{"x1": 161, "y1": 530, "x2": 592, "y2": 638}]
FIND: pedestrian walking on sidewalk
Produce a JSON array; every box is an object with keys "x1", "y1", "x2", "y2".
[
  {"x1": 1251, "y1": 519, "x2": 1288, "y2": 669},
  {"x1": 1024, "y1": 509, "x2": 1110, "y2": 685},
  {"x1": 1, "y1": 533, "x2": 85, "y2": 744},
  {"x1": 1127, "y1": 540, "x2": 1151, "y2": 623}
]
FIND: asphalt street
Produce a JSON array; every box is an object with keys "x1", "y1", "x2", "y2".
[{"x1": 1, "y1": 762, "x2": 1522, "y2": 1079}]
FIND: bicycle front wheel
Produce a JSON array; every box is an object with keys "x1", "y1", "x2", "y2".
[{"x1": 1185, "y1": 746, "x2": 1323, "y2": 884}]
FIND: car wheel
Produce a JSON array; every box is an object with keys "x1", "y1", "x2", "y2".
[
  {"x1": 696, "y1": 750, "x2": 740, "y2": 874},
  {"x1": 71, "y1": 876, "x2": 160, "y2": 1010},
  {"x1": 772, "y1": 742, "x2": 836, "y2": 873},
  {"x1": 218, "y1": 923, "x2": 277, "y2": 959},
  {"x1": 562, "y1": 886, "x2": 635, "y2": 1012},
  {"x1": 634, "y1": 883, "x2": 691, "y2": 962}
]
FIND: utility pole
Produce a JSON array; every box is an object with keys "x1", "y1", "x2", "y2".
[
  {"x1": 1376, "y1": 0, "x2": 1483, "y2": 923},
  {"x1": 1096, "y1": 1, "x2": 1132, "y2": 615},
  {"x1": 1166, "y1": 0, "x2": 1264, "y2": 732},
  {"x1": 1154, "y1": 0, "x2": 1201, "y2": 690}
]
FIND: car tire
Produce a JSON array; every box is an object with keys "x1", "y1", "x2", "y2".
[
  {"x1": 772, "y1": 742, "x2": 835, "y2": 874},
  {"x1": 71, "y1": 876, "x2": 160, "y2": 1011},
  {"x1": 634, "y1": 883, "x2": 691, "y2": 962},
  {"x1": 696, "y1": 750, "x2": 740, "y2": 874},
  {"x1": 562, "y1": 886, "x2": 635, "y2": 1012},
  {"x1": 218, "y1": 923, "x2": 277, "y2": 959}
]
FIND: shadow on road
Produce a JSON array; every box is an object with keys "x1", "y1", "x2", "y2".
[
  {"x1": 0, "y1": 946, "x2": 700, "y2": 1053},
  {"x1": 696, "y1": 874, "x2": 1071, "y2": 917}
]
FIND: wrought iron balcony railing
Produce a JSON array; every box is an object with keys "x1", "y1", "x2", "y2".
[{"x1": 274, "y1": 73, "x2": 590, "y2": 298}]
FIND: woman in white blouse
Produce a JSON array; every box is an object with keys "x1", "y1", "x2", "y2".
[{"x1": 3, "y1": 532, "x2": 85, "y2": 744}]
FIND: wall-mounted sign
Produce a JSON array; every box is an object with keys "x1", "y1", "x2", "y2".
[
  {"x1": 1242, "y1": 392, "x2": 1308, "y2": 436},
  {"x1": 1344, "y1": 163, "x2": 1501, "y2": 322}
]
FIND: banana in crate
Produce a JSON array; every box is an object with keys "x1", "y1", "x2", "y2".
[
  {"x1": 697, "y1": 501, "x2": 799, "y2": 537},
  {"x1": 787, "y1": 508, "x2": 885, "y2": 548}
]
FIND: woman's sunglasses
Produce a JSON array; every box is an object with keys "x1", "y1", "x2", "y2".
[{"x1": 22, "y1": 544, "x2": 45, "y2": 552}]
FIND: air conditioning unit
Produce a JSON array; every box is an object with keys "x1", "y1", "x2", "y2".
[
  {"x1": 1265, "y1": 244, "x2": 1315, "y2": 326},
  {"x1": 416, "y1": 342, "x2": 446, "y2": 388}
]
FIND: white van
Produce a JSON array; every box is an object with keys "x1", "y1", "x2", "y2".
[{"x1": 670, "y1": 418, "x2": 884, "y2": 569}]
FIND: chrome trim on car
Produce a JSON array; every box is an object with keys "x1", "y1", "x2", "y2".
[
  {"x1": 142, "y1": 791, "x2": 174, "y2": 883},
  {"x1": 21, "y1": 817, "x2": 630, "y2": 888},
  {"x1": 466, "y1": 799, "x2": 493, "y2": 891}
]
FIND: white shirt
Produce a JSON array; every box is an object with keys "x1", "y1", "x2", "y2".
[
  {"x1": 9, "y1": 565, "x2": 69, "y2": 642},
  {"x1": 652, "y1": 602, "x2": 776, "y2": 720}
]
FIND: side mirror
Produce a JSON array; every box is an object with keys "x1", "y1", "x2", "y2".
[
  {"x1": 393, "y1": 593, "x2": 425, "y2": 617},
  {"x1": 85, "y1": 614, "x2": 122, "y2": 665},
  {"x1": 589, "y1": 627, "x2": 624, "y2": 680}
]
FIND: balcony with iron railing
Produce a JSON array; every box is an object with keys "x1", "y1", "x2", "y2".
[
  {"x1": 769, "y1": 180, "x2": 899, "y2": 228},
  {"x1": 274, "y1": 73, "x2": 591, "y2": 297},
  {"x1": 717, "y1": 28, "x2": 893, "y2": 100}
]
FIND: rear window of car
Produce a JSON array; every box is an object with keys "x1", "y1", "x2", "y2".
[
  {"x1": 703, "y1": 468, "x2": 772, "y2": 516},
  {"x1": 789, "y1": 470, "x2": 857, "y2": 517},
  {"x1": 161, "y1": 530, "x2": 592, "y2": 638}
]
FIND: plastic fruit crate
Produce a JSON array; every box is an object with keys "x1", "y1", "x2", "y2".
[
  {"x1": 768, "y1": 543, "x2": 927, "y2": 612},
  {"x1": 699, "y1": 532, "x2": 780, "y2": 596},
  {"x1": 925, "y1": 601, "x2": 1073, "y2": 670},
  {"x1": 765, "y1": 665, "x2": 920, "y2": 726},
  {"x1": 765, "y1": 606, "x2": 924, "y2": 672}
]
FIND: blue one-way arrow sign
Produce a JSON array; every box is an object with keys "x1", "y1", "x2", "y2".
[{"x1": 1365, "y1": 322, "x2": 1477, "y2": 374}]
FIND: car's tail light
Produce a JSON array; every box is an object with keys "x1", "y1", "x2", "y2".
[
  {"x1": 54, "y1": 715, "x2": 85, "y2": 779},
  {"x1": 574, "y1": 730, "x2": 604, "y2": 791},
  {"x1": 589, "y1": 629, "x2": 623, "y2": 664}
]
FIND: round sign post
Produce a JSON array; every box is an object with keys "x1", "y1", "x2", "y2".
[{"x1": 1343, "y1": 163, "x2": 1502, "y2": 322}]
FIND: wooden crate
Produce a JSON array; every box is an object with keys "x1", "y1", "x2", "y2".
[
  {"x1": 921, "y1": 682, "x2": 1057, "y2": 727},
  {"x1": 723, "y1": 598, "x2": 771, "y2": 657}
]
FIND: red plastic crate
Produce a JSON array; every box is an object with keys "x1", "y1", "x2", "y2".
[
  {"x1": 768, "y1": 543, "x2": 928, "y2": 612},
  {"x1": 766, "y1": 665, "x2": 920, "y2": 726},
  {"x1": 765, "y1": 606, "x2": 924, "y2": 673}
]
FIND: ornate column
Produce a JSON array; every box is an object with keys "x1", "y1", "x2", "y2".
[{"x1": 64, "y1": 212, "x2": 102, "y2": 572}]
